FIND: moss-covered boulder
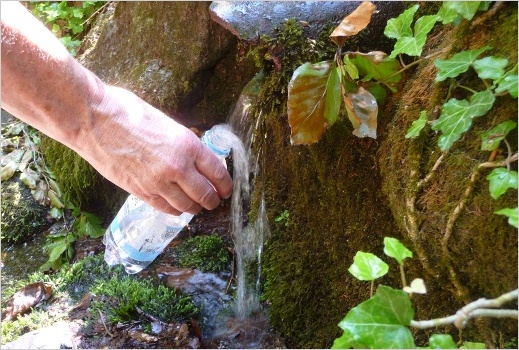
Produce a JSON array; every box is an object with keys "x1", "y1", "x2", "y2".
[
  {"x1": 378, "y1": 3, "x2": 518, "y2": 346},
  {"x1": 245, "y1": 3, "x2": 517, "y2": 348},
  {"x1": 41, "y1": 1, "x2": 256, "y2": 216},
  {"x1": 1, "y1": 176, "x2": 49, "y2": 244}
]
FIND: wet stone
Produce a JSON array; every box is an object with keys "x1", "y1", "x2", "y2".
[{"x1": 210, "y1": 1, "x2": 405, "y2": 49}]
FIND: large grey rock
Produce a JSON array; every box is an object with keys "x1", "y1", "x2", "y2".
[
  {"x1": 80, "y1": 1, "x2": 255, "y2": 128},
  {"x1": 2, "y1": 322, "x2": 75, "y2": 349},
  {"x1": 210, "y1": 1, "x2": 404, "y2": 52}
]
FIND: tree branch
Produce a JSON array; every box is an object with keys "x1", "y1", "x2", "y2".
[{"x1": 410, "y1": 289, "x2": 518, "y2": 330}]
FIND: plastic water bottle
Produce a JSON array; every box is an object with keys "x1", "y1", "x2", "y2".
[{"x1": 103, "y1": 125, "x2": 233, "y2": 274}]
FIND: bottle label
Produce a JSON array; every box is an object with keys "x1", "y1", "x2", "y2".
[{"x1": 110, "y1": 219, "x2": 160, "y2": 262}]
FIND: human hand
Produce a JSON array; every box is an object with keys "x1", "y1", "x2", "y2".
[{"x1": 76, "y1": 85, "x2": 233, "y2": 215}]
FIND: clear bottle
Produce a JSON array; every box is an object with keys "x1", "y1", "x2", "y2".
[{"x1": 103, "y1": 125, "x2": 234, "y2": 274}]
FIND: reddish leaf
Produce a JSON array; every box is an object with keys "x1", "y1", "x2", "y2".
[
  {"x1": 330, "y1": 2, "x2": 377, "y2": 47},
  {"x1": 3, "y1": 282, "x2": 53, "y2": 321},
  {"x1": 288, "y1": 61, "x2": 341, "y2": 145}
]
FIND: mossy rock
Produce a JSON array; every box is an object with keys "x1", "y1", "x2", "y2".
[
  {"x1": 245, "y1": 17, "x2": 402, "y2": 349},
  {"x1": 378, "y1": 3, "x2": 518, "y2": 346},
  {"x1": 1, "y1": 176, "x2": 49, "y2": 244},
  {"x1": 247, "y1": 3, "x2": 517, "y2": 349},
  {"x1": 39, "y1": 136, "x2": 125, "y2": 219}
]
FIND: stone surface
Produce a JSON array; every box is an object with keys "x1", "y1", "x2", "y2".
[
  {"x1": 2, "y1": 322, "x2": 74, "y2": 349},
  {"x1": 210, "y1": 1, "x2": 404, "y2": 51},
  {"x1": 79, "y1": 1, "x2": 256, "y2": 128}
]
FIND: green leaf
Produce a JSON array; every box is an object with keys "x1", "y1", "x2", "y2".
[
  {"x1": 48, "y1": 239, "x2": 68, "y2": 262},
  {"x1": 405, "y1": 110, "x2": 428, "y2": 138},
  {"x1": 432, "y1": 89, "x2": 495, "y2": 151},
  {"x1": 50, "y1": 207, "x2": 64, "y2": 220},
  {"x1": 384, "y1": 5, "x2": 419, "y2": 39},
  {"x1": 495, "y1": 207, "x2": 518, "y2": 228},
  {"x1": 486, "y1": 168, "x2": 518, "y2": 200},
  {"x1": 428, "y1": 334, "x2": 458, "y2": 349},
  {"x1": 287, "y1": 61, "x2": 341, "y2": 145},
  {"x1": 495, "y1": 73, "x2": 518, "y2": 98},
  {"x1": 480, "y1": 120, "x2": 517, "y2": 151},
  {"x1": 324, "y1": 67, "x2": 342, "y2": 125},
  {"x1": 434, "y1": 46, "x2": 491, "y2": 82},
  {"x1": 383, "y1": 237, "x2": 413, "y2": 265},
  {"x1": 347, "y1": 51, "x2": 403, "y2": 85},
  {"x1": 460, "y1": 341, "x2": 487, "y2": 349},
  {"x1": 348, "y1": 252, "x2": 389, "y2": 281},
  {"x1": 336, "y1": 285, "x2": 415, "y2": 349},
  {"x1": 473, "y1": 56, "x2": 509, "y2": 80},
  {"x1": 442, "y1": 1, "x2": 482, "y2": 21},
  {"x1": 437, "y1": 4, "x2": 461, "y2": 25},
  {"x1": 343, "y1": 55, "x2": 359, "y2": 80},
  {"x1": 389, "y1": 15, "x2": 439, "y2": 59}
]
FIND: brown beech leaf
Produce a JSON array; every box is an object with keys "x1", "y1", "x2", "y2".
[
  {"x1": 3, "y1": 282, "x2": 53, "y2": 321},
  {"x1": 343, "y1": 86, "x2": 378, "y2": 139},
  {"x1": 288, "y1": 61, "x2": 341, "y2": 145},
  {"x1": 330, "y1": 1, "x2": 377, "y2": 47}
]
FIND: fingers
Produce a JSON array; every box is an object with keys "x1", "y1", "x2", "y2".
[{"x1": 195, "y1": 145, "x2": 233, "y2": 200}]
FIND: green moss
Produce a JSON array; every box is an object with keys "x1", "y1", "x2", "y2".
[
  {"x1": 379, "y1": 3, "x2": 518, "y2": 346},
  {"x1": 174, "y1": 234, "x2": 230, "y2": 273},
  {"x1": 0, "y1": 176, "x2": 49, "y2": 244},
  {"x1": 247, "y1": 4, "x2": 518, "y2": 348},
  {"x1": 40, "y1": 136, "x2": 125, "y2": 218}
]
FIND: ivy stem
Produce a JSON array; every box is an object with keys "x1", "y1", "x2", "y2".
[
  {"x1": 399, "y1": 263, "x2": 407, "y2": 290},
  {"x1": 382, "y1": 49, "x2": 448, "y2": 84},
  {"x1": 370, "y1": 280, "x2": 374, "y2": 298},
  {"x1": 456, "y1": 84, "x2": 478, "y2": 94},
  {"x1": 504, "y1": 139, "x2": 513, "y2": 171}
]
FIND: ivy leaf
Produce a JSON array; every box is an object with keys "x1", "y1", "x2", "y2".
[
  {"x1": 348, "y1": 252, "x2": 388, "y2": 281},
  {"x1": 19, "y1": 167, "x2": 40, "y2": 190},
  {"x1": 473, "y1": 56, "x2": 509, "y2": 80},
  {"x1": 330, "y1": 1, "x2": 376, "y2": 47},
  {"x1": 432, "y1": 89, "x2": 495, "y2": 151},
  {"x1": 441, "y1": 1, "x2": 482, "y2": 21},
  {"x1": 405, "y1": 110, "x2": 428, "y2": 139},
  {"x1": 384, "y1": 5, "x2": 419, "y2": 39},
  {"x1": 347, "y1": 51, "x2": 403, "y2": 86},
  {"x1": 480, "y1": 120, "x2": 517, "y2": 151},
  {"x1": 343, "y1": 86, "x2": 378, "y2": 139},
  {"x1": 383, "y1": 237, "x2": 413, "y2": 265},
  {"x1": 437, "y1": 4, "x2": 462, "y2": 25},
  {"x1": 288, "y1": 61, "x2": 341, "y2": 145},
  {"x1": 335, "y1": 285, "x2": 415, "y2": 349},
  {"x1": 434, "y1": 46, "x2": 491, "y2": 82},
  {"x1": 495, "y1": 73, "x2": 518, "y2": 98},
  {"x1": 495, "y1": 207, "x2": 518, "y2": 228},
  {"x1": 403, "y1": 278, "x2": 427, "y2": 295},
  {"x1": 390, "y1": 15, "x2": 439, "y2": 59},
  {"x1": 486, "y1": 168, "x2": 518, "y2": 200},
  {"x1": 428, "y1": 334, "x2": 458, "y2": 349},
  {"x1": 460, "y1": 342, "x2": 487, "y2": 349}
]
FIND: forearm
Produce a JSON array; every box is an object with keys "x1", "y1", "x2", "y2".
[{"x1": 1, "y1": 1, "x2": 104, "y2": 150}]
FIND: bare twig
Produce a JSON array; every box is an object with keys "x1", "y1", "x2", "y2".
[
  {"x1": 410, "y1": 289, "x2": 518, "y2": 330},
  {"x1": 98, "y1": 310, "x2": 114, "y2": 337},
  {"x1": 416, "y1": 152, "x2": 447, "y2": 190},
  {"x1": 479, "y1": 153, "x2": 518, "y2": 169}
]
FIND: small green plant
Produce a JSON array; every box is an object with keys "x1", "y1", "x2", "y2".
[
  {"x1": 40, "y1": 208, "x2": 104, "y2": 272},
  {"x1": 175, "y1": 234, "x2": 230, "y2": 273},
  {"x1": 274, "y1": 209, "x2": 291, "y2": 228},
  {"x1": 29, "y1": 1, "x2": 106, "y2": 56},
  {"x1": 333, "y1": 237, "x2": 517, "y2": 349}
]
